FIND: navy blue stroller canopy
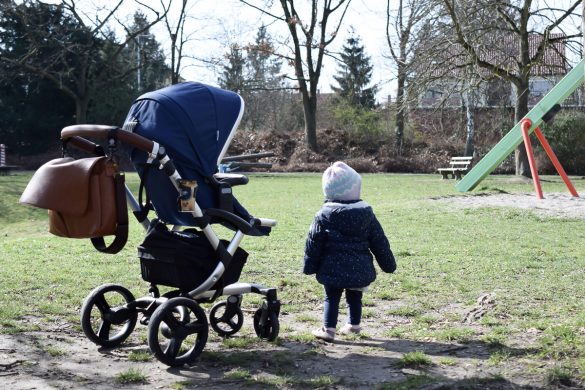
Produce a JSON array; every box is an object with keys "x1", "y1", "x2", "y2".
[
  {"x1": 124, "y1": 82, "x2": 264, "y2": 232},
  {"x1": 126, "y1": 82, "x2": 242, "y2": 176}
]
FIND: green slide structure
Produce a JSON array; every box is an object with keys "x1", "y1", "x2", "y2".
[{"x1": 456, "y1": 58, "x2": 585, "y2": 192}]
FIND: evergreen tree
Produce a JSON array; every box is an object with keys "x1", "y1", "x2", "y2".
[
  {"x1": 332, "y1": 31, "x2": 378, "y2": 109},
  {"x1": 90, "y1": 11, "x2": 170, "y2": 125},
  {"x1": 0, "y1": 1, "x2": 78, "y2": 153},
  {"x1": 0, "y1": 0, "x2": 163, "y2": 126},
  {"x1": 247, "y1": 25, "x2": 283, "y2": 90},
  {"x1": 126, "y1": 11, "x2": 170, "y2": 94},
  {"x1": 244, "y1": 25, "x2": 288, "y2": 131},
  {"x1": 218, "y1": 44, "x2": 246, "y2": 93},
  {"x1": 216, "y1": 29, "x2": 302, "y2": 132},
  {"x1": 0, "y1": 2, "x2": 169, "y2": 154}
]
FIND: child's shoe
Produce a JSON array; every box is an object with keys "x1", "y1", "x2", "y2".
[
  {"x1": 339, "y1": 323, "x2": 361, "y2": 335},
  {"x1": 312, "y1": 327, "x2": 336, "y2": 341}
]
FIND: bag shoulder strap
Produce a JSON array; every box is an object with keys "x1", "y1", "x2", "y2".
[
  {"x1": 91, "y1": 171, "x2": 128, "y2": 254},
  {"x1": 134, "y1": 162, "x2": 153, "y2": 222}
]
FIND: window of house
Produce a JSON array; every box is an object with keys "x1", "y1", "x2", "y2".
[{"x1": 529, "y1": 79, "x2": 553, "y2": 95}]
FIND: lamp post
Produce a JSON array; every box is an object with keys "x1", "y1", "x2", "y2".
[{"x1": 136, "y1": 34, "x2": 152, "y2": 91}]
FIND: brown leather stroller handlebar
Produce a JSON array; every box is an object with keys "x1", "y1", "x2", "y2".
[
  {"x1": 66, "y1": 136, "x2": 105, "y2": 155},
  {"x1": 61, "y1": 124, "x2": 155, "y2": 154}
]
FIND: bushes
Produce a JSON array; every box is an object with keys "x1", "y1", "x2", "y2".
[
  {"x1": 539, "y1": 110, "x2": 585, "y2": 175},
  {"x1": 329, "y1": 98, "x2": 389, "y2": 142}
]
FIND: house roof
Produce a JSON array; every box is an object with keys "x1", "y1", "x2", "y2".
[
  {"x1": 483, "y1": 33, "x2": 567, "y2": 76},
  {"x1": 429, "y1": 33, "x2": 568, "y2": 80}
]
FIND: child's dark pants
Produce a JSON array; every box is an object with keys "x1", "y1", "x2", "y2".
[{"x1": 323, "y1": 285, "x2": 363, "y2": 328}]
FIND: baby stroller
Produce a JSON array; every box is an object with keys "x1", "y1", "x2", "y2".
[{"x1": 61, "y1": 82, "x2": 280, "y2": 367}]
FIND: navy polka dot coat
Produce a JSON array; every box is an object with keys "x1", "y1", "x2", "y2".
[{"x1": 303, "y1": 200, "x2": 396, "y2": 288}]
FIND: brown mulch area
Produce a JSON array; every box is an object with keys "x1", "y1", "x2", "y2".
[
  {"x1": 226, "y1": 128, "x2": 464, "y2": 173},
  {"x1": 11, "y1": 128, "x2": 478, "y2": 174}
]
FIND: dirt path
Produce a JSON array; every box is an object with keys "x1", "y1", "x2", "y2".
[{"x1": 0, "y1": 306, "x2": 550, "y2": 390}]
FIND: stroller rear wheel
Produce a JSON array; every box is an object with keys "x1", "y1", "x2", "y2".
[
  {"x1": 147, "y1": 297, "x2": 208, "y2": 367},
  {"x1": 253, "y1": 307, "x2": 279, "y2": 341},
  {"x1": 80, "y1": 283, "x2": 137, "y2": 348},
  {"x1": 209, "y1": 296, "x2": 244, "y2": 337}
]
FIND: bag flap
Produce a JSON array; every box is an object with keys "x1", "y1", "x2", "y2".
[{"x1": 19, "y1": 157, "x2": 105, "y2": 215}]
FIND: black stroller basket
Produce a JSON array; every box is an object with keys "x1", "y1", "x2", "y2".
[{"x1": 139, "y1": 219, "x2": 248, "y2": 292}]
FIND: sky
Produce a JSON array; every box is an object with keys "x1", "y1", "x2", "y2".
[
  {"x1": 188, "y1": 0, "x2": 394, "y2": 100},
  {"x1": 49, "y1": 0, "x2": 584, "y2": 103},
  {"x1": 65, "y1": 0, "x2": 394, "y2": 102}
]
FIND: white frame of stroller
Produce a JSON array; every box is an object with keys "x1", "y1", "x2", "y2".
[{"x1": 61, "y1": 124, "x2": 280, "y2": 367}]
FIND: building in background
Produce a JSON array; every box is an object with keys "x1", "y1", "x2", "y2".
[{"x1": 419, "y1": 34, "x2": 576, "y2": 108}]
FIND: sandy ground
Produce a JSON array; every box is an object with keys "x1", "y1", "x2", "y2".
[
  {"x1": 432, "y1": 191, "x2": 585, "y2": 220},
  {"x1": 2, "y1": 191, "x2": 584, "y2": 389}
]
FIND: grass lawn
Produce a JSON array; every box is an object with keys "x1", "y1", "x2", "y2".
[{"x1": 1, "y1": 171, "x2": 585, "y2": 386}]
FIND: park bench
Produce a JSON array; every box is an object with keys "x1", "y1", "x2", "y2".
[
  {"x1": 219, "y1": 151, "x2": 275, "y2": 173},
  {"x1": 0, "y1": 143, "x2": 17, "y2": 175},
  {"x1": 437, "y1": 156, "x2": 473, "y2": 180}
]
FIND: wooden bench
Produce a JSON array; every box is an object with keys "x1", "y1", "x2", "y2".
[
  {"x1": 437, "y1": 156, "x2": 473, "y2": 180},
  {"x1": 219, "y1": 152, "x2": 275, "y2": 173}
]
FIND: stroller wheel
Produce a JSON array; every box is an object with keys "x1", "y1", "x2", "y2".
[
  {"x1": 148, "y1": 297, "x2": 208, "y2": 367},
  {"x1": 209, "y1": 300, "x2": 244, "y2": 337},
  {"x1": 253, "y1": 307, "x2": 279, "y2": 341},
  {"x1": 80, "y1": 283, "x2": 137, "y2": 348}
]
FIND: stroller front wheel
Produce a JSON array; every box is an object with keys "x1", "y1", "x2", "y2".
[
  {"x1": 80, "y1": 283, "x2": 137, "y2": 348},
  {"x1": 209, "y1": 299, "x2": 244, "y2": 337},
  {"x1": 147, "y1": 297, "x2": 208, "y2": 367},
  {"x1": 253, "y1": 307, "x2": 279, "y2": 341}
]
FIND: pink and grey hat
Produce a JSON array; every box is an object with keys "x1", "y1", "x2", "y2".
[{"x1": 322, "y1": 161, "x2": 362, "y2": 201}]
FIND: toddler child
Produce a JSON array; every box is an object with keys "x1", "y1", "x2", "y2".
[{"x1": 303, "y1": 161, "x2": 396, "y2": 341}]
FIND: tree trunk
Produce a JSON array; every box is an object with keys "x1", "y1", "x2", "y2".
[
  {"x1": 302, "y1": 91, "x2": 318, "y2": 152},
  {"x1": 463, "y1": 90, "x2": 475, "y2": 157},
  {"x1": 75, "y1": 96, "x2": 89, "y2": 124},
  {"x1": 514, "y1": 79, "x2": 531, "y2": 177},
  {"x1": 171, "y1": 34, "x2": 178, "y2": 85},
  {"x1": 394, "y1": 65, "x2": 406, "y2": 153}
]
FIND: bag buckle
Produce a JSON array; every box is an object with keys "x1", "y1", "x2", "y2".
[{"x1": 107, "y1": 128, "x2": 118, "y2": 157}]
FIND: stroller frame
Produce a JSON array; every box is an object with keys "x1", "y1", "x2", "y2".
[{"x1": 61, "y1": 124, "x2": 280, "y2": 367}]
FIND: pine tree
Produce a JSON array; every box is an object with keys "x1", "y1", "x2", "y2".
[
  {"x1": 244, "y1": 25, "x2": 288, "y2": 130},
  {"x1": 247, "y1": 25, "x2": 283, "y2": 90},
  {"x1": 218, "y1": 44, "x2": 246, "y2": 93},
  {"x1": 332, "y1": 32, "x2": 377, "y2": 109},
  {"x1": 126, "y1": 11, "x2": 170, "y2": 94}
]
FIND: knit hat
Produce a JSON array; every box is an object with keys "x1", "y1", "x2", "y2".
[{"x1": 322, "y1": 161, "x2": 361, "y2": 201}]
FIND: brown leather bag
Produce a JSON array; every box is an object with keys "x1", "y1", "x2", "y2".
[{"x1": 20, "y1": 156, "x2": 128, "y2": 254}]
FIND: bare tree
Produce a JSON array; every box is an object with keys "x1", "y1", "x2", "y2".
[
  {"x1": 0, "y1": 0, "x2": 167, "y2": 123},
  {"x1": 462, "y1": 71, "x2": 481, "y2": 157},
  {"x1": 162, "y1": 0, "x2": 188, "y2": 84},
  {"x1": 385, "y1": 0, "x2": 434, "y2": 152},
  {"x1": 441, "y1": 0, "x2": 581, "y2": 176},
  {"x1": 240, "y1": 0, "x2": 352, "y2": 151}
]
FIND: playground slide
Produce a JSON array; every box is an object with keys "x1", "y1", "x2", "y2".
[{"x1": 456, "y1": 58, "x2": 585, "y2": 192}]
